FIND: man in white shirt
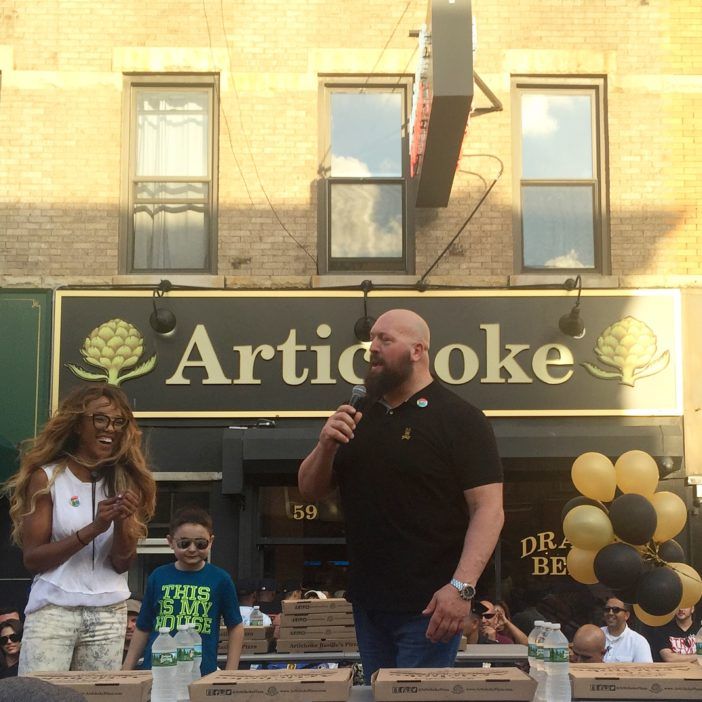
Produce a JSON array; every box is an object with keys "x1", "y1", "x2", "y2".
[
  {"x1": 600, "y1": 597, "x2": 652, "y2": 663},
  {"x1": 237, "y1": 578, "x2": 272, "y2": 626}
]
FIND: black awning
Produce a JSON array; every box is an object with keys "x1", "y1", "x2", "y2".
[{"x1": 221, "y1": 417, "x2": 684, "y2": 494}]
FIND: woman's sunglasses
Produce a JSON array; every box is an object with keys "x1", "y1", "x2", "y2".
[
  {"x1": 0, "y1": 633, "x2": 21, "y2": 645},
  {"x1": 175, "y1": 538, "x2": 210, "y2": 550},
  {"x1": 86, "y1": 413, "x2": 129, "y2": 431},
  {"x1": 479, "y1": 612, "x2": 496, "y2": 619}
]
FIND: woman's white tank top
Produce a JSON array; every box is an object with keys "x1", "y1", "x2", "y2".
[{"x1": 25, "y1": 464, "x2": 130, "y2": 613}]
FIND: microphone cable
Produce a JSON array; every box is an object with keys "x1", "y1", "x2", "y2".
[{"x1": 90, "y1": 471, "x2": 100, "y2": 570}]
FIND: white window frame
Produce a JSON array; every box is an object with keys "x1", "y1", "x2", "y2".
[
  {"x1": 511, "y1": 76, "x2": 609, "y2": 275},
  {"x1": 119, "y1": 74, "x2": 219, "y2": 274}
]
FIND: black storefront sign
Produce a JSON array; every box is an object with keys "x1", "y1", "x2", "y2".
[{"x1": 53, "y1": 290, "x2": 681, "y2": 417}]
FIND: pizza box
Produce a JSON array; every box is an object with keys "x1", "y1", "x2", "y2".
[
  {"x1": 372, "y1": 667, "x2": 537, "y2": 701},
  {"x1": 27, "y1": 671, "x2": 152, "y2": 702},
  {"x1": 189, "y1": 667, "x2": 353, "y2": 702},
  {"x1": 244, "y1": 625, "x2": 275, "y2": 639},
  {"x1": 570, "y1": 662, "x2": 702, "y2": 699},
  {"x1": 278, "y1": 624, "x2": 357, "y2": 639},
  {"x1": 242, "y1": 638, "x2": 273, "y2": 653},
  {"x1": 276, "y1": 637, "x2": 358, "y2": 653},
  {"x1": 282, "y1": 597, "x2": 353, "y2": 614},
  {"x1": 282, "y1": 612, "x2": 354, "y2": 625}
]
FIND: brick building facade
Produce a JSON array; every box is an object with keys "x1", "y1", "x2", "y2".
[{"x1": 1, "y1": 0, "x2": 701, "y2": 623}]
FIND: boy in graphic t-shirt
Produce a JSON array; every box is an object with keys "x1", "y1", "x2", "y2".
[{"x1": 122, "y1": 506, "x2": 243, "y2": 675}]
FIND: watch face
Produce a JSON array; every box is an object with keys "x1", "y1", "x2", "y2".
[{"x1": 461, "y1": 586, "x2": 475, "y2": 601}]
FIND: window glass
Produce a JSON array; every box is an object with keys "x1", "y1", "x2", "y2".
[
  {"x1": 259, "y1": 486, "x2": 345, "y2": 539},
  {"x1": 331, "y1": 93, "x2": 402, "y2": 177},
  {"x1": 133, "y1": 202, "x2": 208, "y2": 270},
  {"x1": 521, "y1": 94, "x2": 593, "y2": 179},
  {"x1": 124, "y1": 80, "x2": 215, "y2": 273},
  {"x1": 522, "y1": 185, "x2": 595, "y2": 268},
  {"x1": 260, "y1": 544, "x2": 350, "y2": 595},
  {"x1": 148, "y1": 482, "x2": 211, "y2": 539},
  {"x1": 514, "y1": 80, "x2": 606, "y2": 273},
  {"x1": 136, "y1": 91, "x2": 209, "y2": 177},
  {"x1": 330, "y1": 183, "x2": 403, "y2": 258},
  {"x1": 320, "y1": 81, "x2": 411, "y2": 273},
  {"x1": 501, "y1": 474, "x2": 602, "y2": 640}
]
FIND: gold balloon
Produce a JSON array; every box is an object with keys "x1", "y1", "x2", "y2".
[
  {"x1": 615, "y1": 450, "x2": 659, "y2": 496},
  {"x1": 668, "y1": 562, "x2": 702, "y2": 608},
  {"x1": 633, "y1": 603, "x2": 676, "y2": 627},
  {"x1": 566, "y1": 547, "x2": 599, "y2": 585},
  {"x1": 563, "y1": 505, "x2": 614, "y2": 551},
  {"x1": 650, "y1": 491, "x2": 687, "y2": 542},
  {"x1": 571, "y1": 452, "x2": 616, "y2": 502}
]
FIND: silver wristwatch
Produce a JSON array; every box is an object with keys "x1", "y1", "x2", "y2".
[{"x1": 450, "y1": 578, "x2": 476, "y2": 601}]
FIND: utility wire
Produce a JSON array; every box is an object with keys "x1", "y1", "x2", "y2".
[
  {"x1": 417, "y1": 155, "x2": 504, "y2": 285},
  {"x1": 202, "y1": 0, "x2": 254, "y2": 205},
  {"x1": 210, "y1": 0, "x2": 319, "y2": 271}
]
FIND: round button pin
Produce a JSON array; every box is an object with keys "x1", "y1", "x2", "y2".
[{"x1": 417, "y1": 398, "x2": 428, "y2": 408}]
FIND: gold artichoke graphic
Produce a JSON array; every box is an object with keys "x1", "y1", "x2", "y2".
[
  {"x1": 66, "y1": 318, "x2": 156, "y2": 386},
  {"x1": 581, "y1": 316, "x2": 669, "y2": 386}
]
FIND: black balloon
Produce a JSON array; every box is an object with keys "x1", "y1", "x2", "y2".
[
  {"x1": 609, "y1": 494, "x2": 657, "y2": 545},
  {"x1": 594, "y1": 542, "x2": 644, "y2": 590},
  {"x1": 658, "y1": 539, "x2": 685, "y2": 563},
  {"x1": 561, "y1": 496, "x2": 608, "y2": 524},
  {"x1": 636, "y1": 567, "x2": 683, "y2": 616}
]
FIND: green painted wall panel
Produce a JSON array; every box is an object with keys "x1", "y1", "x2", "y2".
[{"x1": 0, "y1": 290, "x2": 52, "y2": 481}]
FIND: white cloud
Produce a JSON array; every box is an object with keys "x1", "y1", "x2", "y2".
[
  {"x1": 543, "y1": 249, "x2": 586, "y2": 268},
  {"x1": 331, "y1": 185, "x2": 402, "y2": 258},
  {"x1": 522, "y1": 94, "x2": 580, "y2": 138},
  {"x1": 331, "y1": 155, "x2": 371, "y2": 177}
]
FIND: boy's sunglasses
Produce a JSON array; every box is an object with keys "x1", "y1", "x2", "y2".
[
  {"x1": 0, "y1": 633, "x2": 20, "y2": 645},
  {"x1": 603, "y1": 606, "x2": 626, "y2": 614},
  {"x1": 175, "y1": 538, "x2": 210, "y2": 550}
]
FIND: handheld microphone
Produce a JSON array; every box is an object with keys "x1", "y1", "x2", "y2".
[{"x1": 349, "y1": 384, "x2": 367, "y2": 411}]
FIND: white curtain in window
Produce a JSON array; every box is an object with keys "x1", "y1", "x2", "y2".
[{"x1": 134, "y1": 91, "x2": 209, "y2": 269}]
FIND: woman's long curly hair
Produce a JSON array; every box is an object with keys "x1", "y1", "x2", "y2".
[{"x1": 4, "y1": 384, "x2": 156, "y2": 546}]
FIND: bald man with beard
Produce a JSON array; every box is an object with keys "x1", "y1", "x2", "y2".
[{"x1": 299, "y1": 309, "x2": 504, "y2": 682}]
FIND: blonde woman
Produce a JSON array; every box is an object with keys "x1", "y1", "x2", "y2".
[{"x1": 4, "y1": 384, "x2": 156, "y2": 673}]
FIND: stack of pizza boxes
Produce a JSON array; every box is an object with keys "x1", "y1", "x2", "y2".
[
  {"x1": 276, "y1": 597, "x2": 357, "y2": 654},
  {"x1": 218, "y1": 619, "x2": 275, "y2": 655}
]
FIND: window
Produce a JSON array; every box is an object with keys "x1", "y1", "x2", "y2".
[
  {"x1": 512, "y1": 77, "x2": 609, "y2": 273},
  {"x1": 121, "y1": 75, "x2": 218, "y2": 273},
  {"x1": 318, "y1": 77, "x2": 414, "y2": 274}
]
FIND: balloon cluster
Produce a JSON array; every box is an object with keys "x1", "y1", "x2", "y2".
[{"x1": 563, "y1": 450, "x2": 702, "y2": 626}]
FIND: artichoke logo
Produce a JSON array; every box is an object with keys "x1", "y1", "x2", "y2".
[
  {"x1": 581, "y1": 316, "x2": 669, "y2": 386},
  {"x1": 66, "y1": 318, "x2": 157, "y2": 386}
]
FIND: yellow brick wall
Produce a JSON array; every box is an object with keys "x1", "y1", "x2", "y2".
[{"x1": 0, "y1": 0, "x2": 700, "y2": 287}]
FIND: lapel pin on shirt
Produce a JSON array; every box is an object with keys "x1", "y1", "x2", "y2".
[
  {"x1": 70, "y1": 496, "x2": 80, "y2": 507},
  {"x1": 402, "y1": 428, "x2": 412, "y2": 440},
  {"x1": 417, "y1": 398, "x2": 428, "y2": 408}
]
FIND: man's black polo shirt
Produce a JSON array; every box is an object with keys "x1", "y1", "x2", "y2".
[{"x1": 333, "y1": 380, "x2": 503, "y2": 612}]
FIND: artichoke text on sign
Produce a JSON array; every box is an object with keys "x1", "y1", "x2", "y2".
[{"x1": 53, "y1": 290, "x2": 681, "y2": 416}]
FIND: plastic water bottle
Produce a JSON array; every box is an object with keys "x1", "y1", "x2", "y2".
[
  {"x1": 544, "y1": 623, "x2": 571, "y2": 702},
  {"x1": 696, "y1": 624, "x2": 702, "y2": 666},
  {"x1": 249, "y1": 605, "x2": 264, "y2": 626},
  {"x1": 527, "y1": 620, "x2": 545, "y2": 674},
  {"x1": 174, "y1": 623, "x2": 194, "y2": 702},
  {"x1": 151, "y1": 626, "x2": 178, "y2": 702},
  {"x1": 189, "y1": 623, "x2": 203, "y2": 682},
  {"x1": 533, "y1": 622, "x2": 552, "y2": 702}
]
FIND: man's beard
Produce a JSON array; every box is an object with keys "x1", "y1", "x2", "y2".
[{"x1": 364, "y1": 350, "x2": 413, "y2": 401}]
